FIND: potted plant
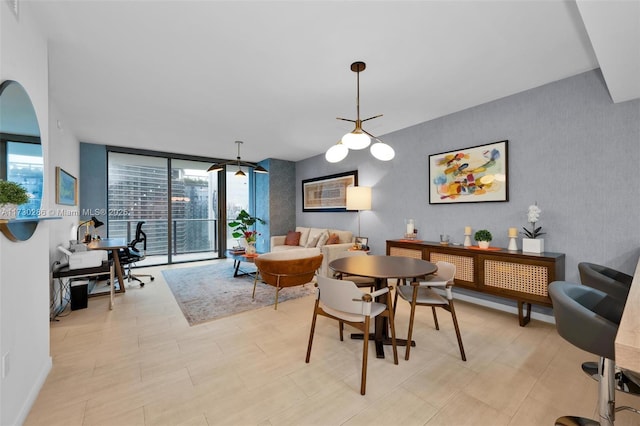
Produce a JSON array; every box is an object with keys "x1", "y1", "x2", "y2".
[
  {"x1": 0, "y1": 180, "x2": 29, "y2": 219},
  {"x1": 474, "y1": 229, "x2": 492, "y2": 249},
  {"x1": 228, "y1": 209, "x2": 265, "y2": 254},
  {"x1": 522, "y1": 203, "x2": 545, "y2": 253}
]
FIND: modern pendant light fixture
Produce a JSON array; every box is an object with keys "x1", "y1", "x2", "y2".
[
  {"x1": 207, "y1": 141, "x2": 268, "y2": 176},
  {"x1": 326, "y1": 61, "x2": 395, "y2": 163}
]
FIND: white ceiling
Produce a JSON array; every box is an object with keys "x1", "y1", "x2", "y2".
[{"x1": 24, "y1": 0, "x2": 639, "y2": 163}]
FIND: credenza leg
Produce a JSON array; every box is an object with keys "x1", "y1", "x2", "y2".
[{"x1": 518, "y1": 301, "x2": 531, "y2": 326}]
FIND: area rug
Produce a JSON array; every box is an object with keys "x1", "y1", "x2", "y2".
[{"x1": 162, "y1": 260, "x2": 315, "y2": 326}]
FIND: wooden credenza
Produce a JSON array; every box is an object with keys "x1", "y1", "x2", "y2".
[{"x1": 386, "y1": 239, "x2": 565, "y2": 326}]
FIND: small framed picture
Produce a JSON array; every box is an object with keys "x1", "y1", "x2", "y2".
[
  {"x1": 55, "y1": 167, "x2": 77, "y2": 206},
  {"x1": 355, "y1": 236, "x2": 369, "y2": 250}
]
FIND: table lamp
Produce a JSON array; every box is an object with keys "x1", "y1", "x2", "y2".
[
  {"x1": 346, "y1": 186, "x2": 372, "y2": 238},
  {"x1": 77, "y1": 216, "x2": 104, "y2": 243}
]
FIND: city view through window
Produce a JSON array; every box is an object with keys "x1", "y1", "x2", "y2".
[{"x1": 107, "y1": 152, "x2": 250, "y2": 265}]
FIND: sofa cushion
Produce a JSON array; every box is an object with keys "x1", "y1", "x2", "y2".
[
  {"x1": 305, "y1": 228, "x2": 328, "y2": 248},
  {"x1": 295, "y1": 226, "x2": 311, "y2": 246},
  {"x1": 326, "y1": 233, "x2": 340, "y2": 245},
  {"x1": 330, "y1": 229, "x2": 353, "y2": 244},
  {"x1": 316, "y1": 230, "x2": 330, "y2": 247},
  {"x1": 284, "y1": 231, "x2": 301, "y2": 246}
]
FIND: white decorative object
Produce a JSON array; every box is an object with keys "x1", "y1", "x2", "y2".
[
  {"x1": 406, "y1": 219, "x2": 414, "y2": 235},
  {"x1": 522, "y1": 238, "x2": 544, "y2": 253},
  {"x1": 464, "y1": 226, "x2": 472, "y2": 247},
  {"x1": 478, "y1": 241, "x2": 490, "y2": 249},
  {"x1": 508, "y1": 237, "x2": 518, "y2": 251}
]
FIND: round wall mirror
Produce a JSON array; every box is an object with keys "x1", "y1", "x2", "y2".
[{"x1": 0, "y1": 80, "x2": 43, "y2": 241}]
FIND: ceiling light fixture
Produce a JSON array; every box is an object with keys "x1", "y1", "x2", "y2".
[
  {"x1": 326, "y1": 61, "x2": 395, "y2": 163},
  {"x1": 207, "y1": 141, "x2": 268, "y2": 176}
]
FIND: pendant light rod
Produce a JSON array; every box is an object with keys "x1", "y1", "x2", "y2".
[
  {"x1": 336, "y1": 61, "x2": 383, "y2": 129},
  {"x1": 327, "y1": 61, "x2": 395, "y2": 162}
]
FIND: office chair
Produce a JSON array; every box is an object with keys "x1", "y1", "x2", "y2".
[{"x1": 118, "y1": 221, "x2": 154, "y2": 286}]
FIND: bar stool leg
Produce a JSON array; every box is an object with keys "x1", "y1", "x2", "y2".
[{"x1": 599, "y1": 357, "x2": 615, "y2": 426}]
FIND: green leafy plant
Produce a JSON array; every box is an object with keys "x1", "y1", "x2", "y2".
[
  {"x1": 474, "y1": 229, "x2": 492, "y2": 242},
  {"x1": 0, "y1": 180, "x2": 29, "y2": 205},
  {"x1": 228, "y1": 209, "x2": 265, "y2": 242}
]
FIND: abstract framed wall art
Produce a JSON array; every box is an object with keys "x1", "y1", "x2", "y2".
[
  {"x1": 428, "y1": 140, "x2": 508, "y2": 204},
  {"x1": 55, "y1": 167, "x2": 78, "y2": 206},
  {"x1": 302, "y1": 170, "x2": 357, "y2": 212}
]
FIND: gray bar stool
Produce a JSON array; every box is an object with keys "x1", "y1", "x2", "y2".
[
  {"x1": 578, "y1": 262, "x2": 640, "y2": 396},
  {"x1": 549, "y1": 281, "x2": 639, "y2": 426}
]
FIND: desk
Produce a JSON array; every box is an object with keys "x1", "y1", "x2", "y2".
[
  {"x1": 87, "y1": 238, "x2": 128, "y2": 294},
  {"x1": 329, "y1": 255, "x2": 437, "y2": 358},
  {"x1": 615, "y1": 258, "x2": 640, "y2": 373},
  {"x1": 52, "y1": 261, "x2": 115, "y2": 313}
]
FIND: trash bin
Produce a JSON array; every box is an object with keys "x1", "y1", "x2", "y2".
[{"x1": 70, "y1": 280, "x2": 89, "y2": 310}]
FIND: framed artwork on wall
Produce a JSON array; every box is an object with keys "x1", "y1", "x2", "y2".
[
  {"x1": 55, "y1": 167, "x2": 78, "y2": 206},
  {"x1": 302, "y1": 170, "x2": 358, "y2": 212},
  {"x1": 428, "y1": 140, "x2": 508, "y2": 204}
]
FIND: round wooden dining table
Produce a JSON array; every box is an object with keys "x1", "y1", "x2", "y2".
[{"x1": 329, "y1": 255, "x2": 437, "y2": 358}]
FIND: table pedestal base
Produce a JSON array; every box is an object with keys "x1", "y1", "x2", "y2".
[{"x1": 350, "y1": 333, "x2": 415, "y2": 358}]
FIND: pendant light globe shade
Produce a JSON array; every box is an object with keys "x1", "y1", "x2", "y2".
[
  {"x1": 341, "y1": 129, "x2": 370, "y2": 150},
  {"x1": 325, "y1": 143, "x2": 349, "y2": 163},
  {"x1": 370, "y1": 141, "x2": 395, "y2": 161}
]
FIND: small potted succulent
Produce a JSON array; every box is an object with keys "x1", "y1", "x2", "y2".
[
  {"x1": 474, "y1": 229, "x2": 493, "y2": 249},
  {"x1": 0, "y1": 180, "x2": 29, "y2": 219}
]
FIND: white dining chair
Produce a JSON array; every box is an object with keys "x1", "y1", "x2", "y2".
[
  {"x1": 306, "y1": 274, "x2": 398, "y2": 395},
  {"x1": 394, "y1": 260, "x2": 466, "y2": 361}
]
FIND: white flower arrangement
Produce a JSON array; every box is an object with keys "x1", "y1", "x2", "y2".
[{"x1": 522, "y1": 203, "x2": 545, "y2": 239}]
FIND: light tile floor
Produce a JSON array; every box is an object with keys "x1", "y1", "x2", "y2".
[{"x1": 25, "y1": 261, "x2": 640, "y2": 425}]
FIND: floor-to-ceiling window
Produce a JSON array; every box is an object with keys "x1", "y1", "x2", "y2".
[
  {"x1": 107, "y1": 151, "x2": 234, "y2": 265},
  {"x1": 108, "y1": 153, "x2": 170, "y2": 265},
  {"x1": 170, "y1": 159, "x2": 219, "y2": 263}
]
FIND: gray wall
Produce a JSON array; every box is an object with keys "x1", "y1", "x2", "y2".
[
  {"x1": 296, "y1": 69, "x2": 640, "y2": 284},
  {"x1": 253, "y1": 158, "x2": 296, "y2": 253}
]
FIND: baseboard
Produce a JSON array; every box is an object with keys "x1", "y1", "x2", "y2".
[
  {"x1": 12, "y1": 355, "x2": 52, "y2": 426},
  {"x1": 454, "y1": 292, "x2": 555, "y2": 325}
]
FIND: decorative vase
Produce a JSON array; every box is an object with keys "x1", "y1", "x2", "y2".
[
  {"x1": 245, "y1": 241, "x2": 257, "y2": 255},
  {"x1": 478, "y1": 241, "x2": 490, "y2": 249},
  {"x1": 522, "y1": 238, "x2": 544, "y2": 253},
  {"x1": 0, "y1": 203, "x2": 17, "y2": 220}
]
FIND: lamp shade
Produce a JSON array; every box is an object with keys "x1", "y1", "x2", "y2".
[
  {"x1": 325, "y1": 143, "x2": 349, "y2": 163},
  {"x1": 370, "y1": 141, "x2": 395, "y2": 161},
  {"x1": 346, "y1": 186, "x2": 372, "y2": 211},
  {"x1": 342, "y1": 130, "x2": 371, "y2": 150}
]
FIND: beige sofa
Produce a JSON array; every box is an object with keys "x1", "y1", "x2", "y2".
[{"x1": 270, "y1": 227, "x2": 354, "y2": 277}]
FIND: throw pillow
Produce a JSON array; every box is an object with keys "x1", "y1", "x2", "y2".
[
  {"x1": 284, "y1": 231, "x2": 301, "y2": 246},
  {"x1": 305, "y1": 233, "x2": 321, "y2": 248},
  {"x1": 326, "y1": 233, "x2": 340, "y2": 245},
  {"x1": 316, "y1": 231, "x2": 329, "y2": 247}
]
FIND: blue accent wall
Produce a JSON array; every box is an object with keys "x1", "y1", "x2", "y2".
[{"x1": 79, "y1": 142, "x2": 107, "y2": 236}]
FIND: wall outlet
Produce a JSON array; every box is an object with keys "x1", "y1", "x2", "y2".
[{"x1": 1, "y1": 352, "x2": 9, "y2": 379}]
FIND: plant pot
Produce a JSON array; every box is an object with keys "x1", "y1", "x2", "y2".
[
  {"x1": 0, "y1": 203, "x2": 17, "y2": 220},
  {"x1": 478, "y1": 241, "x2": 490, "y2": 249},
  {"x1": 522, "y1": 238, "x2": 544, "y2": 253},
  {"x1": 245, "y1": 241, "x2": 257, "y2": 255}
]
